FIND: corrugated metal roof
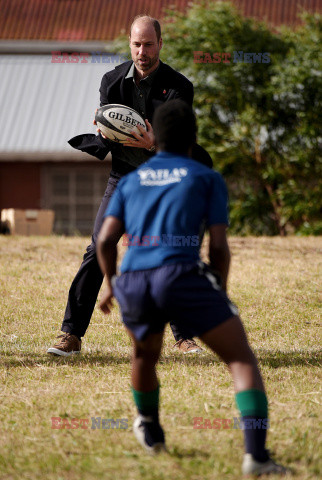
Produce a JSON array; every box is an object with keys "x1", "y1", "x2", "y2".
[
  {"x1": 0, "y1": 0, "x2": 321, "y2": 42},
  {"x1": 0, "y1": 54, "x2": 120, "y2": 156}
]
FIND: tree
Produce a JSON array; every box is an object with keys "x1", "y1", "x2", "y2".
[{"x1": 113, "y1": 2, "x2": 322, "y2": 235}]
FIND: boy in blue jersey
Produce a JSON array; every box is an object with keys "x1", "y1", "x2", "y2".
[{"x1": 96, "y1": 100, "x2": 286, "y2": 476}]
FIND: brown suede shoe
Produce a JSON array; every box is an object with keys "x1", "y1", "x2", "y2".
[
  {"x1": 47, "y1": 333, "x2": 81, "y2": 356},
  {"x1": 173, "y1": 339, "x2": 203, "y2": 354}
]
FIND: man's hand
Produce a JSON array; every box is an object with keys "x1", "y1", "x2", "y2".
[
  {"x1": 123, "y1": 120, "x2": 155, "y2": 150},
  {"x1": 99, "y1": 283, "x2": 114, "y2": 314},
  {"x1": 93, "y1": 108, "x2": 109, "y2": 139}
]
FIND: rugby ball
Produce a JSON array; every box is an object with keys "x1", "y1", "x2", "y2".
[{"x1": 95, "y1": 104, "x2": 147, "y2": 143}]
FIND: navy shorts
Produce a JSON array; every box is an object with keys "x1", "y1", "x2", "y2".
[{"x1": 113, "y1": 262, "x2": 239, "y2": 341}]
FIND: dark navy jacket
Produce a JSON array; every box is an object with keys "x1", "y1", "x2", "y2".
[{"x1": 68, "y1": 60, "x2": 194, "y2": 174}]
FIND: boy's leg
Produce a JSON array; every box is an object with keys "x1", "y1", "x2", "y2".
[
  {"x1": 126, "y1": 329, "x2": 166, "y2": 454},
  {"x1": 129, "y1": 330, "x2": 164, "y2": 393},
  {"x1": 200, "y1": 315, "x2": 264, "y2": 391},
  {"x1": 200, "y1": 316, "x2": 286, "y2": 475}
]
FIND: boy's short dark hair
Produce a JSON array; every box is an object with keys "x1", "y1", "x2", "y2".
[{"x1": 153, "y1": 100, "x2": 197, "y2": 155}]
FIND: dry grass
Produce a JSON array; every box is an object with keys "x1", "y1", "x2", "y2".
[{"x1": 0, "y1": 235, "x2": 321, "y2": 480}]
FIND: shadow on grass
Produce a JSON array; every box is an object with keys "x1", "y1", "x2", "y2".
[
  {"x1": 161, "y1": 350, "x2": 321, "y2": 367},
  {"x1": 0, "y1": 351, "x2": 131, "y2": 368},
  {"x1": 256, "y1": 349, "x2": 322, "y2": 368},
  {"x1": 169, "y1": 446, "x2": 211, "y2": 459},
  {"x1": 0, "y1": 349, "x2": 320, "y2": 369}
]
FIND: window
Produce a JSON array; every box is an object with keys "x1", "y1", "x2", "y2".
[{"x1": 42, "y1": 164, "x2": 110, "y2": 235}]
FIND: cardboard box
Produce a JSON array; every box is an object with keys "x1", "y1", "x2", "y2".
[{"x1": 1, "y1": 209, "x2": 55, "y2": 235}]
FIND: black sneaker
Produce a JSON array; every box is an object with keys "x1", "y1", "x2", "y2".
[{"x1": 133, "y1": 415, "x2": 166, "y2": 454}]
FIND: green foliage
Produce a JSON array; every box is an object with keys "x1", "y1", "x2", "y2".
[{"x1": 112, "y1": 3, "x2": 322, "y2": 235}]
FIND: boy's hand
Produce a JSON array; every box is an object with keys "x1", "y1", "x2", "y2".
[{"x1": 99, "y1": 284, "x2": 114, "y2": 314}]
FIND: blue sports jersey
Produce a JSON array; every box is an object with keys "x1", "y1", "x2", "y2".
[{"x1": 105, "y1": 151, "x2": 229, "y2": 273}]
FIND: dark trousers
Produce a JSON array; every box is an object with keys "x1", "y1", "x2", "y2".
[{"x1": 61, "y1": 170, "x2": 185, "y2": 341}]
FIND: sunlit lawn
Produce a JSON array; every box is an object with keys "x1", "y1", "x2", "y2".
[{"x1": 0, "y1": 235, "x2": 321, "y2": 479}]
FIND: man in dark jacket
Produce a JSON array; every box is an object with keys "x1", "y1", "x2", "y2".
[{"x1": 47, "y1": 15, "x2": 207, "y2": 356}]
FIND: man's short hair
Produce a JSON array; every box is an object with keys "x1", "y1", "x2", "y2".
[
  {"x1": 130, "y1": 15, "x2": 161, "y2": 42},
  {"x1": 153, "y1": 100, "x2": 197, "y2": 155}
]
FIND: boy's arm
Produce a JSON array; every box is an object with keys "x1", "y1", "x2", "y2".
[
  {"x1": 208, "y1": 224, "x2": 231, "y2": 292},
  {"x1": 97, "y1": 216, "x2": 124, "y2": 313}
]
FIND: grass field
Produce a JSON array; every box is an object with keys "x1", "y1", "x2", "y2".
[{"x1": 0, "y1": 235, "x2": 321, "y2": 480}]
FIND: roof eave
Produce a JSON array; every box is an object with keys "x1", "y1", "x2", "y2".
[
  {"x1": 0, "y1": 40, "x2": 115, "y2": 54},
  {"x1": 0, "y1": 151, "x2": 112, "y2": 162}
]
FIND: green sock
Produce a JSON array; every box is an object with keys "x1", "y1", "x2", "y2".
[
  {"x1": 132, "y1": 385, "x2": 160, "y2": 420},
  {"x1": 235, "y1": 388, "x2": 268, "y2": 417},
  {"x1": 235, "y1": 389, "x2": 269, "y2": 462}
]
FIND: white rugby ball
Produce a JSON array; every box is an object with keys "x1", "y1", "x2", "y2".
[{"x1": 95, "y1": 104, "x2": 147, "y2": 143}]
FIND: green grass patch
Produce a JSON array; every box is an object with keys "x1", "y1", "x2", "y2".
[{"x1": 0, "y1": 235, "x2": 321, "y2": 479}]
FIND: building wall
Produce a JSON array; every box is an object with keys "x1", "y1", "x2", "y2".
[
  {"x1": 0, "y1": 160, "x2": 111, "y2": 235},
  {"x1": 0, "y1": 162, "x2": 41, "y2": 209}
]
